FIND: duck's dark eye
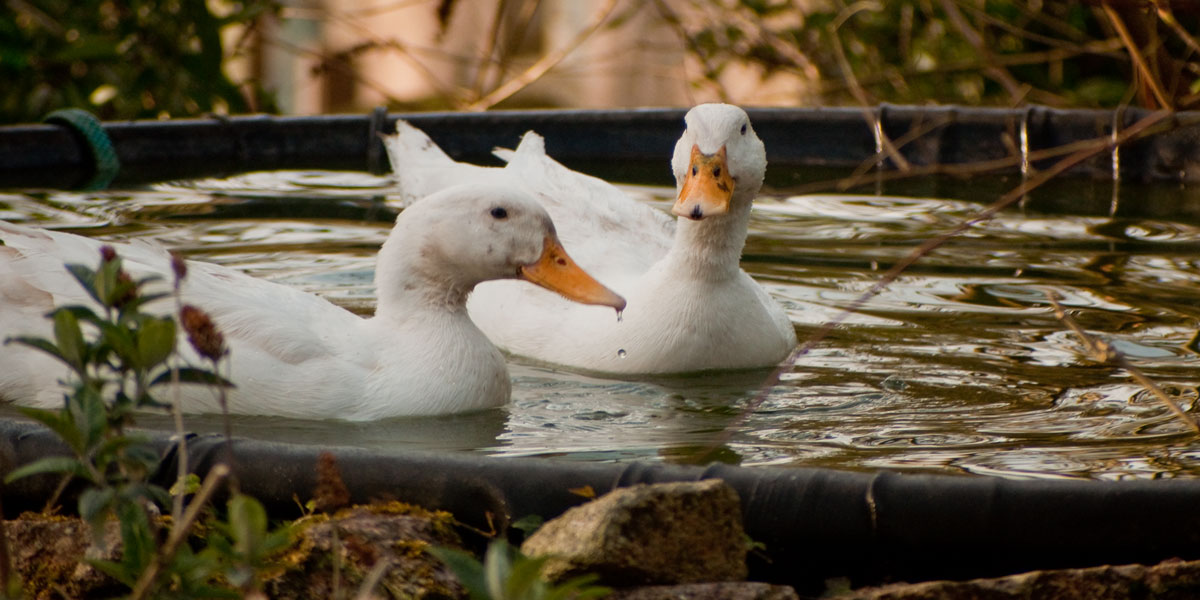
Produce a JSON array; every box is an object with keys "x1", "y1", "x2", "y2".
[
  {"x1": 691, "y1": 166, "x2": 698, "y2": 176},
  {"x1": 713, "y1": 166, "x2": 721, "y2": 177},
  {"x1": 490, "y1": 206, "x2": 508, "y2": 219},
  {"x1": 740, "y1": 123, "x2": 747, "y2": 135}
]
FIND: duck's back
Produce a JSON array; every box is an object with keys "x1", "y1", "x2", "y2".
[
  {"x1": 386, "y1": 124, "x2": 674, "y2": 286},
  {"x1": 0, "y1": 222, "x2": 380, "y2": 417}
]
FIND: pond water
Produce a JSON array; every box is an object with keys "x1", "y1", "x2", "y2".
[{"x1": 3, "y1": 169, "x2": 1200, "y2": 481}]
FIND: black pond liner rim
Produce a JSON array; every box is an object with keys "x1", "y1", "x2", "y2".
[
  {"x1": 1, "y1": 419, "x2": 1198, "y2": 593},
  {"x1": 4, "y1": 104, "x2": 1200, "y2": 191}
]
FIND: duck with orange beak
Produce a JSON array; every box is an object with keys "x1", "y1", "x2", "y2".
[
  {"x1": 385, "y1": 103, "x2": 796, "y2": 375},
  {"x1": 0, "y1": 184, "x2": 625, "y2": 419}
]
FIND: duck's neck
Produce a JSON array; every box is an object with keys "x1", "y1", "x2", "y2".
[
  {"x1": 373, "y1": 246, "x2": 473, "y2": 322},
  {"x1": 663, "y1": 194, "x2": 752, "y2": 280}
]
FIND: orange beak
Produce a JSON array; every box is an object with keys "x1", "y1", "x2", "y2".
[
  {"x1": 519, "y1": 235, "x2": 626, "y2": 312},
  {"x1": 673, "y1": 144, "x2": 735, "y2": 220}
]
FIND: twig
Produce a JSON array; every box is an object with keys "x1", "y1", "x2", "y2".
[
  {"x1": 827, "y1": 22, "x2": 912, "y2": 171},
  {"x1": 465, "y1": 0, "x2": 619, "y2": 111},
  {"x1": 939, "y1": 0, "x2": 1030, "y2": 103},
  {"x1": 129, "y1": 464, "x2": 231, "y2": 600},
  {"x1": 783, "y1": 116, "x2": 1179, "y2": 196},
  {"x1": 1047, "y1": 292, "x2": 1199, "y2": 434},
  {"x1": 705, "y1": 108, "x2": 1176, "y2": 459},
  {"x1": 352, "y1": 559, "x2": 392, "y2": 600},
  {"x1": 170, "y1": 257, "x2": 188, "y2": 524},
  {"x1": 1153, "y1": 0, "x2": 1200, "y2": 57},
  {"x1": 214, "y1": 357, "x2": 240, "y2": 495},
  {"x1": 1102, "y1": 1, "x2": 1172, "y2": 109},
  {"x1": 469, "y1": 0, "x2": 510, "y2": 98},
  {"x1": 845, "y1": 113, "x2": 956, "y2": 183},
  {"x1": 651, "y1": 0, "x2": 727, "y2": 103},
  {"x1": 812, "y1": 38, "x2": 1126, "y2": 99}
]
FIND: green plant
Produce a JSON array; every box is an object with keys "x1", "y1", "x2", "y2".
[
  {"x1": 433, "y1": 539, "x2": 610, "y2": 600},
  {"x1": 2, "y1": 246, "x2": 290, "y2": 598},
  {"x1": 1, "y1": 0, "x2": 279, "y2": 123}
]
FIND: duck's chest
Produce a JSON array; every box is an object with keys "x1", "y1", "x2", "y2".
[
  {"x1": 599, "y1": 272, "x2": 790, "y2": 370},
  {"x1": 367, "y1": 315, "x2": 511, "y2": 416}
]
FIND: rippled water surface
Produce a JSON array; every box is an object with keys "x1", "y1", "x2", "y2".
[{"x1": 5, "y1": 170, "x2": 1200, "y2": 480}]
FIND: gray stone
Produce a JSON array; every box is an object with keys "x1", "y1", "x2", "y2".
[
  {"x1": 608, "y1": 582, "x2": 799, "y2": 600},
  {"x1": 839, "y1": 558, "x2": 1200, "y2": 600},
  {"x1": 520, "y1": 479, "x2": 748, "y2": 586}
]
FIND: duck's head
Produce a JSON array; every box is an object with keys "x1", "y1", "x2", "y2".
[
  {"x1": 380, "y1": 183, "x2": 625, "y2": 311},
  {"x1": 670, "y1": 103, "x2": 767, "y2": 221}
]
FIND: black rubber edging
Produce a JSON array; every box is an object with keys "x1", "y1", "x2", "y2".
[
  {"x1": 3, "y1": 105, "x2": 1200, "y2": 190},
  {"x1": 1, "y1": 419, "x2": 1198, "y2": 593}
]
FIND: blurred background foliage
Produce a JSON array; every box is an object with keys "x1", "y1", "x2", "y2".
[
  {"x1": 2, "y1": 0, "x2": 279, "y2": 123},
  {"x1": 664, "y1": 0, "x2": 1200, "y2": 109},
  {"x1": 1, "y1": 0, "x2": 1198, "y2": 123}
]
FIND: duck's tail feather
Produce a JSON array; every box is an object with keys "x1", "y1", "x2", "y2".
[
  {"x1": 383, "y1": 121, "x2": 455, "y2": 168},
  {"x1": 492, "y1": 131, "x2": 545, "y2": 164},
  {"x1": 383, "y1": 121, "x2": 472, "y2": 205}
]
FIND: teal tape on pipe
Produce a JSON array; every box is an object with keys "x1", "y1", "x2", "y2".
[{"x1": 43, "y1": 108, "x2": 120, "y2": 190}]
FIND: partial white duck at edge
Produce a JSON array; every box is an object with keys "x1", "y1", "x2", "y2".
[
  {"x1": 0, "y1": 184, "x2": 624, "y2": 420},
  {"x1": 384, "y1": 103, "x2": 797, "y2": 375}
]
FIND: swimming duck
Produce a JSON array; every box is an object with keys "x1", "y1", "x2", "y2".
[
  {"x1": 0, "y1": 184, "x2": 625, "y2": 420},
  {"x1": 384, "y1": 103, "x2": 797, "y2": 375}
]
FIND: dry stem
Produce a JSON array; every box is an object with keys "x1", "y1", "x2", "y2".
[{"x1": 1046, "y1": 292, "x2": 1199, "y2": 434}]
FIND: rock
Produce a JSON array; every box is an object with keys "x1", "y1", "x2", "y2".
[
  {"x1": 4, "y1": 514, "x2": 122, "y2": 599},
  {"x1": 520, "y1": 479, "x2": 748, "y2": 586},
  {"x1": 265, "y1": 502, "x2": 466, "y2": 599},
  {"x1": 839, "y1": 557, "x2": 1200, "y2": 600},
  {"x1": 608, "y1": 582, "x2": 799, "y2": 599}
]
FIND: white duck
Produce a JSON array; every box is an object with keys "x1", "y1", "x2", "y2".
[
  {"x1": 0, "y1": 184, "x2": 624, "y2": 420},
  {"x1": 385, "y1": 103, "x2": 797, "y2": 375}
]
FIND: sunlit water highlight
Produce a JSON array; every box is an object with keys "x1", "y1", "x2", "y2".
[{"x1": 4, "y1": 170, "x2": 1200, "y2": 480}]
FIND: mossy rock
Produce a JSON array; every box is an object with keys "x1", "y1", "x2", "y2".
[
  {"x1": 5, "y1": 512, "x2": 123, "y2": 599},
  {"x1": 264, "y1": 502, "x2": 466, "y2": 599}
]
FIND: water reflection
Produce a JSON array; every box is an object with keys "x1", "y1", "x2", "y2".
[{"x1": 2, "y1": 170, "x2": 1200, "y2": 480}]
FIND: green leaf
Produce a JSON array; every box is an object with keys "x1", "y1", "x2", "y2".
[
  {"x1": 65, "y1": 264, "x2": 102, "y2": 307},
  {"x1": 510, "y1": 514, "x2": 544, "y2": 536},
  {"x1": 169, "y1": 472, "x2": 201, "y2": 496},
  {"x1": 135, "y1": 316, "x2": 175, "y2": 369},
  {"x1": 52, "y1": 309, "x2": 87, "y2": 370},
  {"x1": 504, "y1": 550, "x2": 547, "y2": 597},
  {"x1": 150, "y1": 367, "x2": 235, "y2": 388},
  {"x1": 3, "y1": 456, "x2": 88, "y2": 484},
  {"x1": 429, "y1": 546, "x2": 489, "y2": 600},
  {"x1": 87, "y1": 558, "x2": 135, "y2": 587},
  {"x1": 78, "y1": 487, "x2": 116, "y2": 524},
  {"x1": 6, "y1": 335, "x2": 67, "y2": 366},
  {"x1": 96, "y1": 255, "x2": 124, "y2": 308},
  {"x1": 98, "y1": 320, "x2": 137, "y2": 366},
  {"x1": 57, "y1": 304, "x2": 103, "y2": 325},
  {"x1": 125, "y1": 482, "x2": 172, "y2": 509},
  {"x1": 229, "y1": 494, "x2": 268, "y2": 557},
  {"x1": 69, "y1": 385, "x2": 108, "y2": 449},
  {"x1": 261, "y1": 525, "x2": 295, "y2": 556},
  {"x1": 116, "y1": 501, "x2": 156, "y2": 577},
  {"x1": 484, "y1": 540, "x2": 515, "y2": 600},
  {"x1": 548, "y1": 575, "x2": 610, "y2": 600},
  {"x1": 123, "y1": 443, "x2": 162, "y2": 475}
]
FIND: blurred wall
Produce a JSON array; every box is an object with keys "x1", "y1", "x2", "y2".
[{"x1": 251, "y1": 0, "x2": 813, "y2": 114}]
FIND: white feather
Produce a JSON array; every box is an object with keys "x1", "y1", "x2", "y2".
[
  {"x1": 384, "y1": 104, "x2": 797, "y2": 374},
  {"x1": 0, "y1": 184, "x2": 582, "y2": 420}
]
